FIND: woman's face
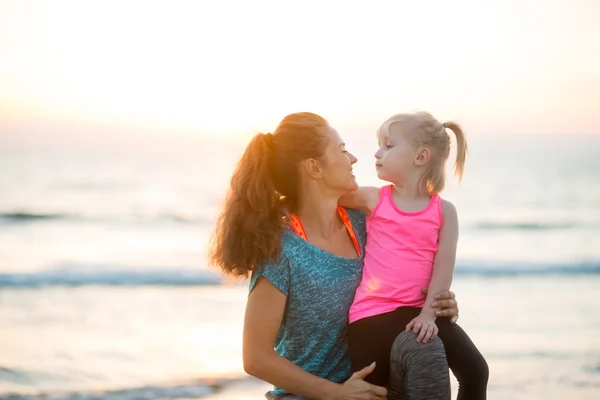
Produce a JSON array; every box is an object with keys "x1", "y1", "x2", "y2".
[{"x1": 319, "y1": 127, "x2": 359, "y2": 193}]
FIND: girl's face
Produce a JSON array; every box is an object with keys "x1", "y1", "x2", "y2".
[
  {"x1": 320, "y1": 127, "x2": 359, "y2": 193},
  {"x1": 374, "y1": 122, "x2": 418, "y2": 185}
]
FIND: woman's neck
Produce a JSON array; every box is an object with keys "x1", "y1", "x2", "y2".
[{"x1": 295, "y1": 193, "x2": 341, "y2": 241}]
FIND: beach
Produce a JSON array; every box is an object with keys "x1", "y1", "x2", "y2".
[
  {"x1": 1, "y1": 134, "x2": 600, "y2": 399},
  {"x1": 2, "y1": 277, "x2": 600, "y2": 399}
]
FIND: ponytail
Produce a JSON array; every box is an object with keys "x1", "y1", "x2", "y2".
[
  {"x1": 209, "y1": 112, "x2": 330, "y2": 278},
  {"x1": 209, "y1": 133, "x2": 282, "y2": 278},
  {"x1": 443, "y1": 121, "x2": 468, "y2": 182}
]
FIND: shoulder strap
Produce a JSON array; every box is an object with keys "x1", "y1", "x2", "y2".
[
  {"x1": 383, "y1": 184, "x2": 393, "y2": 198},
  {"x1": 289, "y1": 213, "x2": 308, "y2": 241},
  {"x1": 433, "y1": 194, "x2": 444, "y2": 225},
  {"x1": 336, "y1": 207, "x2": 361, "y2": 256},
  {"x1": 289, "y1": 208, "x2": 361, "y2": 256}
]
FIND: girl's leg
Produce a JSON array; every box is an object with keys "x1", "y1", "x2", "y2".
[
  {"x1": 348, "y1": 307, "x2": 421, "y2": 386},
  {"x1": 436, "y1": 318, "x2": 489, "y2": 400},
  {"x1": 388, "y1": 331, "x2": 451, "y2": 400}
]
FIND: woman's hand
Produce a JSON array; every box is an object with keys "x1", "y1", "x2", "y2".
[
  {"x1": 334, "y1": 362, "x2": 387, "y2": 399},
  {"x1": 421, "y1": 288, "x2": 459, "y2": 323}
]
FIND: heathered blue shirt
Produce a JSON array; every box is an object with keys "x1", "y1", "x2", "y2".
[{"x1": 249, "y1": 208, "x2": 367, "y2": 397}]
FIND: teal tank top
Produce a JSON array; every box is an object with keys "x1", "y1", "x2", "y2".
[{"x1": 249, "y1": 208, "x2": 367, "y2": 397}]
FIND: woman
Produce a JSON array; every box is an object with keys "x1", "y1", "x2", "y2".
[{"x1": 210, "y1": 112, "x2": 459, "y2": 399}]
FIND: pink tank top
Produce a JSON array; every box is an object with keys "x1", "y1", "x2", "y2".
[{"x1": 349, "y1": 185, "x2": 443, "y2": 324}]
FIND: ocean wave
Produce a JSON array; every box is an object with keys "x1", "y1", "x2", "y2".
[
  {"x1": 0, "y1": 378, "x2": 228, "y2": 400},
  {"x1": 0, "y1": 212, "x2": 75, "y2": 222},
  {"x1": 3, "y1": 211, "x2": 595, "y2": 231},
  {"x1": 472, "y1": 221, "x2": 592, "y2": 231},
  {"x1": 0, "y1": 266, "x2": 222, "y2": 287},
  {"x1": 0, "y1": 211, "x2": 211, "y2": 225},
  {"x1": 454, "y1": 261, "x2": 600, "y2": 277},
  {"x1": 1, "y1": 261, "x2": 599, "y2": 288}
]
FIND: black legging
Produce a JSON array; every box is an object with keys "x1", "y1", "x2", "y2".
[{"x1": 348, "y1": 306, "x2": 489, "y2": 400}]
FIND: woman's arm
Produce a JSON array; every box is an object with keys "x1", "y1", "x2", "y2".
[
  {"x1": 406, "y1": 200, "x2": 459, "y2": 342},
  {"x1": 338, "y1": 187, "x2": 380, "y2": 214},
  {"x1": 244, "y1": 278, "x2": 386, "y2": 400}
]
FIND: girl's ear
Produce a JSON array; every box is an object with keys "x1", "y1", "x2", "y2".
[{"x1": 415, "y1": 147, "x2": 430, "y2": 166}]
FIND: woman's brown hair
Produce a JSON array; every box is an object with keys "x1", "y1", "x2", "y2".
[{"x1": 209, "y1": 112, "x2": 330, "y2": 278}]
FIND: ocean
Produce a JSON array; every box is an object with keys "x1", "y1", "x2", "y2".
[{"x1": 1, "y1": 133, "x2": 599, "y2": 399}]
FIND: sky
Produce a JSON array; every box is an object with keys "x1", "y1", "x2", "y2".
[{"x1": 1, "y1": 0, "x2": 599, "y2": 149}]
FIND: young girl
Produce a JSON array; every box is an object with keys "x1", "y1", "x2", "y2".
[{"x1": 342, "y1": 112, "x2": 489, "y2": 399}]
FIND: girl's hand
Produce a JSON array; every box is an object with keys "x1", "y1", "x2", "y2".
[
  {"x1": 335, "y1": 362, "x2": 387, "y2": 399},
  {"x1": 406, "y1": 313, "x2": 439, "y2": 343}
]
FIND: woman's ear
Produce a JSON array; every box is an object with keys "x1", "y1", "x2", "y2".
[{"x1": 302, "y1": 158, "x2": 323, "y2": 179}]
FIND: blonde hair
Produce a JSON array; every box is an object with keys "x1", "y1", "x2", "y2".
[{"x1": 377, "y1": 111, "x2": 468, "y2": 195}]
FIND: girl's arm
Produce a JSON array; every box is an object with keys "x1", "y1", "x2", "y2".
[
  {"x1": 423, "y1": 200, "x2": 458, "y2": 315},
  {"x1": 406, "y1": 200, "x2": 459, "y2": 342},
  {"x1": 244, "y1": 278, "x2": 387, "y2": 400},
  {"x1": 338, "y1": 186, "x2": 380, "y2": 214}
]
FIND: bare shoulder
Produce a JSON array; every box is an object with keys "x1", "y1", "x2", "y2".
[
  {"x1": 440, "y1": 199, "x2": 457, "y2": 216},
  {"x1": 440, "y1": 199, "x2": 458, "y2": 227}
]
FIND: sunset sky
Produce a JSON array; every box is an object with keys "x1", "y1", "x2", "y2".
[{"x1": 1, "y1": 0, "x2": 599, "y2": 148}]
